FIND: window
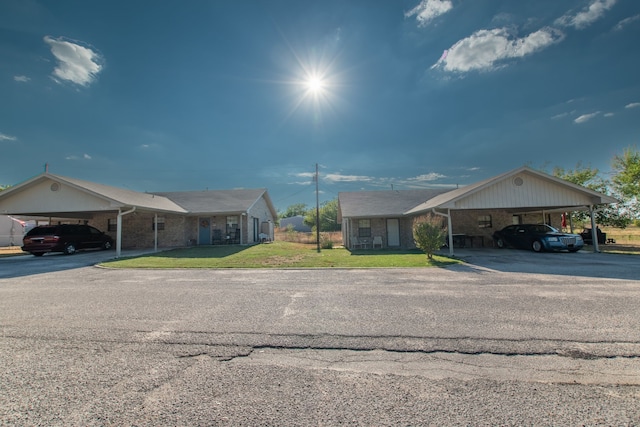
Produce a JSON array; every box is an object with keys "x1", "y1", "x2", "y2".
[
  {"x1": 358, "y1": 219, "x2": 371, "y2": 238},
  {"x1": 152, "y1": 217, "x2": 165, "y2": 231},
  {"x1": 226, "y1": 216, "x2": 239, "y2": 233},
  {"x1": 108, "y1": 218, "x2": 117, "y2": 232},
  {"x1": 478, "y1": 215, "x2": 492, "y2": 228},
  {"x1": 512, "y1": 215, "x2": 522, "y2": 225}
]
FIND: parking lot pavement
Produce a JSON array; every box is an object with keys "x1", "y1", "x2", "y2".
[
  {"x1": 1, "y1": 265, "x2": 639, "y2": 425},
  {"x1": 439, "y1": 247, "x2": 639, "y2": 280}
]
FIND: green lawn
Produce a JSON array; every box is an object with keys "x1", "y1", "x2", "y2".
[{"x1": 101, "y1": 241, "x2": 459, "y2": 269}]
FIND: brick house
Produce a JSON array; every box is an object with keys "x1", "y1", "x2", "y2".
[
  {"x1": 338, "y1": 166, "x2": 618, "y2": 254},
  {"x1": 0, "y1": 173, "x2": 277, "y2": 257}
]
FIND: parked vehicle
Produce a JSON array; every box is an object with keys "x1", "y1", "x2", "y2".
[
  {"x1": 492, "y1": 224, "x2": 584, "y2": 252},
  {"x1": 579, "y1": 227, "x2": 610, "y2": 245},
  {"x1": 22, "y1": 224, "x2": 114, "y2": 256},
  {"x1": 0, "y1": 215, "x2": 25, "y2": 247}
]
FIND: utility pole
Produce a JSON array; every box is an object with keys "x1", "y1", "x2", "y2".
[{"x1": 315, "y1": 163, "x2": 320, "y2": 253}]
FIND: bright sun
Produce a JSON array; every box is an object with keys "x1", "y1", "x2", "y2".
[{"x1": 307, "y1": 77, "x2": 324, "y2": 93}]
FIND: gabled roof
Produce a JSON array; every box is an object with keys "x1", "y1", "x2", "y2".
[
  {"x1": 406, "y1": 166, "x2": 619, "y2": 215},
  {"x1": 0, "y1": 173, "x2": 187, "y2": 214},
  {"x1": 155, "y1": 188, "x2": 277, "y2": 217},
  {"x1": 0, "y1": 173, "x2": 277, "y2": 218},
  {"x1": 338, "y1": 189, "x2": 452, "y2": 219}
]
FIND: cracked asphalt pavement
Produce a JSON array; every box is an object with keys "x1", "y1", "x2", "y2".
[{"x1": 1, "y1": 251, "x2": 639, "y2": 425}]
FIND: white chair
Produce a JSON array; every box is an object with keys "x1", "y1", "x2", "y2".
[
  {"x1": 351, "y1": 236, "x2": 363, "y2": 249},
  {"x1": 372, "y1": 236, "x2": 383, "y2": 249}
]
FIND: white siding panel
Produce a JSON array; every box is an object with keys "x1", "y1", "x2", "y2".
[
  {"x1": 454, "y1": 173, "x2": 595, "y2": 209},
  {"x1": 1, "y1": 179, "x2": 115, "y2": 214}
]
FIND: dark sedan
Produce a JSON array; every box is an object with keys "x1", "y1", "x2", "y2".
[{"x1": 492, "y1": 224, "x2": 584, "y2": 252}]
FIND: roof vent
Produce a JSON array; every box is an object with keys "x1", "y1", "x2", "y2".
[
  {"x1": 513, "y1": 177, "x2": 524, "y2": 187},
  {"x1": 50, "y1": 182, "x2": 60, "y2": 192}
]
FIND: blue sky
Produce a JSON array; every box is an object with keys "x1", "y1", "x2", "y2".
[{"x1": 1, "y1": 0, "x2": 639, "y2": 210}]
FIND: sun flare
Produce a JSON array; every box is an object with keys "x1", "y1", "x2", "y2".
[{"x1": 306, "y1": 76, "x2": 324, "y2": 93}]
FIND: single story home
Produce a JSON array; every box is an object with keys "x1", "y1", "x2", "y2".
[
  {"x1": 0, "y1": 172, "x2": 277, "y2": 257},
  {"x1": 338, "y1": 166, "x2": 619, "y2": 254},
  {"x1": 279, "y1": 215, "x2": 312, "y2": 232}
]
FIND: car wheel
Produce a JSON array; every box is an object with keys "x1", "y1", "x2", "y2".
[
  {"x1": 64, "y1": 243, "x2": 77, "y2": 255},
  {"x1": 531, "y1": 240, "x2": 543, "y2": 252},
  {"x1": 495, "y1": 238, "x2": 506, "y2": 249},
  {"x1": 31, "y1": 252, "x2": 44, "y2": 257},
  {"x1": 102, "y1": 241, "x2": 112, "y2": 250}
]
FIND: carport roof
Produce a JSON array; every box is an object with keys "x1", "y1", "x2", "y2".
[
  {"x1": 405, "y1": 166, "x2": 619, "y2": 215},
  {"x1": 0, "y1": 173, "x2": 187, "y2": 216}
]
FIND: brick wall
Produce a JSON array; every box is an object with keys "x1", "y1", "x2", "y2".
[{"x1": 90, "y1": 212, "x2": 189, "y2": 249}]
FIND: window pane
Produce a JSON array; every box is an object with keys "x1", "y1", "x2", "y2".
[{"x1": 478, "y1": 215, "x2": 492, "y2": 228}]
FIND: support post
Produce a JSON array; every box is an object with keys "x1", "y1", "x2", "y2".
[
  {"x1": 315, "y1": 163, "x2": 320, "y2": 253},
  {"x1": 589, "y1": 205, "x2": 600, "y2": 253},
  {"x1": 116, "y1": 207, "x2": 136, "y2": 258}
]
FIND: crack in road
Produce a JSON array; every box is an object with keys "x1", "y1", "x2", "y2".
[{"x1": 3, "y1": 330, "x2": 640, "y2": 361}]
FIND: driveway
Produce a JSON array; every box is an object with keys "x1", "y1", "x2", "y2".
[
  {"x1": 442, "y1": 247, "x2": 639, "y2": 280},
  {"x1": 0, "y1": 248, "x2": 156, "y2": 279}
]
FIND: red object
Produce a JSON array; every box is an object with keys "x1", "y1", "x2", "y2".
[{"x1": 561, "y1": 213, "x2": 567, "y2": 228}]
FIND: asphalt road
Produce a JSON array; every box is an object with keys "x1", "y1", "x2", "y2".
[{"x1": 1, "y1": 250, "x2": 639, "y2": 425}]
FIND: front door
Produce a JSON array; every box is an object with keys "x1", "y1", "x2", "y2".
[
  {"x1": 253, "y1": 218, "x2": 259, "y2": 242},
  {"x1": 198, "y1": 217, "x2": 211, "y2": 245},
  {"x1": 387, "y1": 219, "x2": 400, "y2": 247}
]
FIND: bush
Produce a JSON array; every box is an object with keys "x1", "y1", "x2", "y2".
[
  {"x1": 320, "y1": 233, "x2": 334, "y2": 249},
  {"x1": 413, "y1": 216, "x2": 447, "y2": 260}
]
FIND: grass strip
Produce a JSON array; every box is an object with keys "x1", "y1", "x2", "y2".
[{"x1": 101, "y1": 241, "x2": 459, "y2": 269}]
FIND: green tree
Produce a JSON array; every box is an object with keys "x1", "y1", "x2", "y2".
[
  {"x1": 304, "y1": 198, "x2": 340, "y2": 232},
  {"x1": 553, "y1": 163, "x2": 630, "y2": 228},
  {"x1": 0, "y1": 185, "x2": 10, "y2": 192},
  {"x1": 413, "y1": 215, "x2": 447, "y2": 260},
  {"x1": 278, "y1": 203, "x2": 309, "y2": 219},
  {"x1": 611, "y1": 145, "x2": 640, "y2": 219}
]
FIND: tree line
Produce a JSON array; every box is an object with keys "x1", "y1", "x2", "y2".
[{"x1": 549, "y1": 145, "x2": 639, "y2": 227}]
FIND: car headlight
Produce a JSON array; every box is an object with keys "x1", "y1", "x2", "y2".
[
  {"x1": 576, "y1": 236, "x2": 583, "y2": 242},
  {"x1": 547, "y1": 237, "x2": 559, "y2": 242}
]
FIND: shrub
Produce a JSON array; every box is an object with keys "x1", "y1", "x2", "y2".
[
  {"x1": 413, "y1": 216, "x2": 447, "y2": 260},
  {"x1": 320, "y1": 233, "x2": 334, "y2": 249}
]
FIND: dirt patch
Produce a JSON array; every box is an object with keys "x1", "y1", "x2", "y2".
[{"x1": 261, "y1": 255, "x2": 306, "y2": 266}]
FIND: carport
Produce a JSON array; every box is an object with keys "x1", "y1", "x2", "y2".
[
  {"x1": 0, "y1": 173, "x2": 187, "y2": 258},
  {"x1": 406, "y1": 167, "x2": 619, "y2": 255}
]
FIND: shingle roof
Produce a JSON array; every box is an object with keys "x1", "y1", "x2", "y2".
[
  {"x1": 154, "y1": 189, "x2": 270, "y2": 214},
  {"x1": 338, "y1": 189, "x2": 452, "y2": 219},
  {"x1": 47, "y1": 174, "x2": 188, "y2": 213}
]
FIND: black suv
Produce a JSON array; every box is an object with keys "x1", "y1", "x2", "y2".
[{"x1": 22, "y1": 224, "x2": 114, "y2": 256}]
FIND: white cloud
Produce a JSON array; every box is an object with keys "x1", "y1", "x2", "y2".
[
  {"x1": 431, "y1": 27, "x2": 564, "y2": 73},
  {"x1": 625, "y1": 102, "x2": 640, "y2": 109},
  {"x1": 14, "y1": 75, "x2": 30, "y2": 83},
  {"x1": 324, "y1": 173, "x2": 373, "y2": 183},
  {"x1": 604, "y1": 112, "x2": 614, "y2": 117},
  {"x1": 407, "y1": 172, "x2": 445, "y2": 182},
  {"x1": 556, "y1": 0, "x2": 617, "y2": 30},
  {"x1": 44, "y1": 36, "x2": 103, "y2": 87},
  {"x1": 614, "y1": 14, "x2": 640, "y2": 31},
  {"x1": 406, "y1": 0, "x2": 453, "y2": 27},
  {"x1": 0, "y1": 133, "x2": 17, "y2": 141},
  {"x1": 65, "y1": 153, "x2": 92, "y2": 161},
  {"x1": 574, "y1": 112, "x2": 600, "y2": 123}
]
